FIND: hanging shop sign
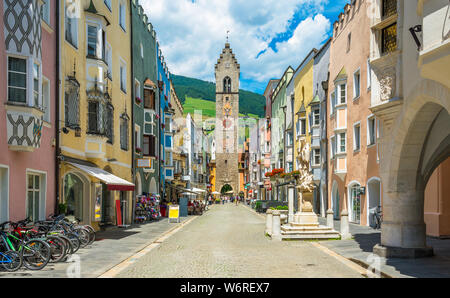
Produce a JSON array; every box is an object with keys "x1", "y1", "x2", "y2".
[{"x1": 137, "y1": 158, "x2": 152, "y2": 168}]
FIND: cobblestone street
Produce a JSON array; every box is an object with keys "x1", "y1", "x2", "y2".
[{"x1": 117, "y1": 204, "x2": 364, "y2": 278}]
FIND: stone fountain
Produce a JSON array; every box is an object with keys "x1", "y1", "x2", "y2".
[{"x1": 276, "y1": 141, "x2": 340, "y2": 240}]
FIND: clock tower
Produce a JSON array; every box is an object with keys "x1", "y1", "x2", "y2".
[{"x1": 215, "y1": 42, "x2": 240, "y2": 195}]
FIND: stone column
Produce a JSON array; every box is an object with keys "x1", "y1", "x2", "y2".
[
  {"x1": 288, "y1": 186, "x2": 295, "y2": 223},
  {"x1": 265, "y1": 209, "x2": 273, "y2": 235},
  {"x1": 340, "y1": 209, "x2": 351, "y2": 240},
  {"x1": 326, "y1": 209, "x2": 334, "y2": 228},
  {"x1": 272, "y1": 210, "x2": 281, "y2": 241},
  {"x1": 373, "y1": 190, "x2": 433, "y2": 258}
]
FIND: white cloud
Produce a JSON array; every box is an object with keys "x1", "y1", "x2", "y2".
[{"x1": 140, "y1": 0, "x2": 331, "y2": 91}]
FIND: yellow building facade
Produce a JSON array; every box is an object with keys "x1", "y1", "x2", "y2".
[
  {"x1": 58, "y1": 0, "x2": 134, "y2": 230},
  {"x1": 293, "y1": 50, "x2": 316, "y2": 169}
]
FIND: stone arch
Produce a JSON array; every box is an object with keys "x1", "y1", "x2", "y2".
[
  {"x1": 386, "y1": 79, "x2": 450, "y2": 192},
  {"x1": 367, "y1": 177, "x2": 381, "y2": 227},
  {"x1": 62, "y1": 170, "x2": 90, "y2": 223},
  {"x1": 377, "y1": 79, "x2": 450, "y2": 254},
  {"x1": 347, "y1": 180, "x2": 361, "y2": 224}
]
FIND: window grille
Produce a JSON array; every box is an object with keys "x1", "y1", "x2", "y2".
[
  {"x1": 382, "y1": 0, "x2": 397, "y2": 19},
  {"x1": 382, "y1": 23, "x2": 397, "y2": 54}
]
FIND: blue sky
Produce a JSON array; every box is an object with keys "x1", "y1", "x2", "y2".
[{"x1": 142, "y1": 0, "x2": 350, "y2": 94}]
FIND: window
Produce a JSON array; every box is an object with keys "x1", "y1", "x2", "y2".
[
  {"x1": 105, "y1": 43, "x2": 112, "y2": 79},
  {"x1": 368, "y1": 116, "x2": 376, "y2": 146},
  {"x1": 144, "y1": 88, "x2": 155, "y2": 110},
  {"x1": 353, "y1": 69, "x2": 361, "y2": 99},
  {"x1": 347, "y1": 33, "x2": 351, "y2": 52},
  {"x1": 338, "y1": 132, "x2": 346, "y2": 154},
  {"x1": 120, "y1": 60, "x2": 127, "y2": 93},
  {"x1": 7, "y1": 57, "x2": 27, "y2": 103},
  {"x1": 120, "y1": 114, "x2": 129, "y2": 150},
  {"x1": 286, "y1": 162, "x2": 293, "y2": 172},
  {"x1": 313, "y1": 149, "x2": 320, "y2": 166},
  {"x1": 119, "y1": 2, "x2": 126, "y2": 31},
  {"x1": 367, "y1": 59, "x2": 371, "y2": 89},
  {"x1": 135, "y1": 125, "x2": 141, "y2": 150},
  {"x1": 64, "y1": 80, "x2": 80, "y2": 128},
  {"x1": 42, "y1": 77, "x2": 50, "y2": 122},
  {"x1": 300, "y1": 118, "x2": 306, "y2": 136},
  {"x1": 41, "y1": 0, "x2": 50, "y2": 24},
  {"x1": 87, "y1": 101, "x2": 106, "y2": 135},
  {"x1": 134, "y1": 80, "x2": 141, "y2": 101},
  {"x1": 286, "y1": 131, "x2": 293, "y2": 146},
  {"x1": 65, "y1": 10, "x2": 78, "y2": 48},
  {"x1": 223, "y1": 77, "x2": 231, "y2": 93},
  {"x1": 106, "y1": 104, "x2": 114, "y2": 144},
  {"x1": 382, "y1": 0, "x2": 397, "y2": 19},
  {"x1": 143, "y1": 135, "x2": 156, "y2": 157},
  {"x1": 381, "y1": 23, "x2": 397, "y2": 54},
  {"x1": 87, "y1": 25, "x2": 98, "y2": 57},
  {"x1": 33, "y1": 63, "x2": 40, "y2": 107},
  {"x1": 330, "y1": 91, "x2": 336, "y2": 115},
  {"x1": 27, "y1": 173, "x2": 42, "y2": 222},
  {"x1": 313, "y1": 108, "x2": 320, "y2": 126},
  {"x1": 104, "y1": 0, "x2": 111, "y2": 11},
  {"x1": 140, "y1": 43, "x2": 144, "y2": 58},
  {"x1": 339, "y1": 84, "x2": 346, "y2": 104},
  {"x1": 354, "y1": 123, "x2": 361, "y2": 151},
  {"x1": 330, "y1": 135, "x2": 336, "y2": 159}
]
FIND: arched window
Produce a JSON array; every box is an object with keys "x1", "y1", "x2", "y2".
[{"x1": 223, "y1": 77, "x2": 231, "y2": 93}]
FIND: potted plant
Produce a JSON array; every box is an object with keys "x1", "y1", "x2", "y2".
[
  {"x1": 136, "y1": 147, "x2": 142, "y2": 154},
  {"x1": 58, "y1": 202, "x2": 67, "y2": 215},
  {"x1": 135, "y1": 97, "x2": 142, "y2": 104}
]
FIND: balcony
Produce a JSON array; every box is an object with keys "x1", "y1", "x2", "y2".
[{"x1": 5, "y1": 103, "x2": 44, "y2": 152}]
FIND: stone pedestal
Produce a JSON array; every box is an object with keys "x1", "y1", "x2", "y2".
[
  {"x1": 265, "y1": 209, "x2": 273, "y2": 235},
  {"x1": 326, "y1": 209, "x2": 334, "y2": 228},
  {"x1": 271, "y1": 210, "x2": 281, "y2": 241},
  {"x1": 280, "y1": 191, "x2": 340, "y2": 240},
  {"x1": 340, "y1": 209, "x2": 352, "y2": 240}
]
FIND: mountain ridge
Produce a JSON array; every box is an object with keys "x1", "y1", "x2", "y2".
[{"x1": 171, "y1": 74, "x2": 265, "y2": 118}]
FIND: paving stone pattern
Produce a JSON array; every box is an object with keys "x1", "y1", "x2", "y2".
[{"x1": 117, "y1": 204, "x2": 363, "y2": 278}]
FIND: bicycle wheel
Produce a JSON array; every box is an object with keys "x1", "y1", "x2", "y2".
[
  {"x1": 74, "y1": 228, "x2": 90, "y2": 248},
  {"x1": 0, "y1": 251, "x2": 23, "y2": 272},
  {"x1": 66, "y1": 233, "x2": 80, "y2": 254},
  {"x1": 83, "y1": 225, "x2": 96, "y2": 245},
  {"x1": 56, "y1": 234, "x2": 73, "y2": 258},
  {"x1": 22, "y1": 239, "x2": 51, "y2": 270},
  {"x1": 46, "y1": 236, "x2": 67, "y2": 263}
]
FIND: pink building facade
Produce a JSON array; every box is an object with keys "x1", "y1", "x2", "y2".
[
  {"x1": 0, "y1": 0, "x2": 56, "y2": 222},
  {"x1": 327, "y1": 0, "x2": 381, "y2": 227}
]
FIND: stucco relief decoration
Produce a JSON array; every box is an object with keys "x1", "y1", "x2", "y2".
[
  {"x1": 379, "y1": 69, "x2": 396, "y2": 101},
  {"x1": 3, "y1": 0, "x2": 42, "y2": 58}
]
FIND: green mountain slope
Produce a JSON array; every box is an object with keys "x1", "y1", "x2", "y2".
[{"x1": 171, "y1": 74, "x2": 265, "y2": 118}]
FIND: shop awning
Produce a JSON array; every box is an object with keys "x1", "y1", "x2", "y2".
[
  {"x1": 68, "y1": 162, "x2": 135, "y2": 191},
  {"x1": 192, "y1": 187, "x2": 206, "y2": 193}
]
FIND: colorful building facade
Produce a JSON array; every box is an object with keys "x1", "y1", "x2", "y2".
[
  {"x1": 327, "y1": 0, "x2": 379, "y2": 226},
  {"x1": 0, "y1": 0, "x2": 56, "y2": 222},
  {"x1": 58, "y1": 0, "x2": 134, "y2": 230},
  {"x1": 131, "y1": 0, "x2": 159, "y2": 199}
]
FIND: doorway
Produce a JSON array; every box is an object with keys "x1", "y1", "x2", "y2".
[{"x1": 367, "y1": 178, "x2": 381, "y2": 228}]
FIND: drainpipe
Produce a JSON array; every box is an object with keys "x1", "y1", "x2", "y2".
[{"x1": 54, "y1": 0, "x2": 61, "y2": 215}]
